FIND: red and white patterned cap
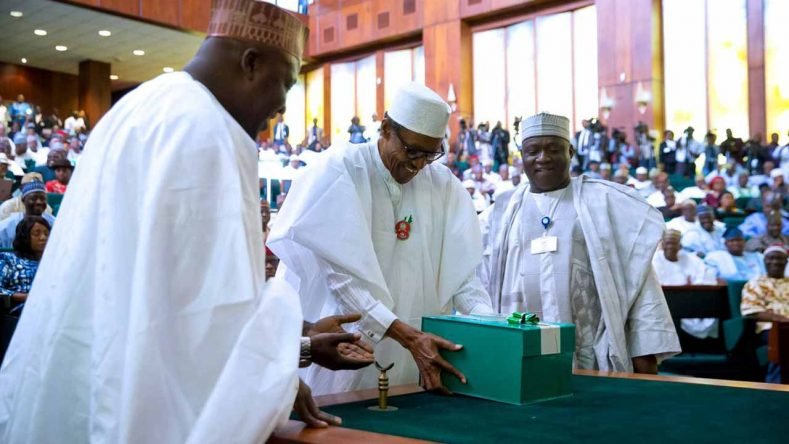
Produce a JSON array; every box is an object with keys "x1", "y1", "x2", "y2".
[{"x1": 207, "y1": 0, "x2": 308, "y2": 61}]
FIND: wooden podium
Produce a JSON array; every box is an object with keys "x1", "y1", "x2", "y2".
[{"x1": 768, "y1": 321, "x2": 789, "y2": 383}]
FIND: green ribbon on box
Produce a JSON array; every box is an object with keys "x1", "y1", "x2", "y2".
[{"x1": 506, "y1": 312, "x2": 540, "y2": 325}]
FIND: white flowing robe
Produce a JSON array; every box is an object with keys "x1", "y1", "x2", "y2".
[
  {"x1": 268, "y1": 141, "x2": 492, "y2": 394},
  {"x1": 0, "y1": 72, "x2": 302, "y2": 443},
  {"x1": 481, "y1": 177, "x2": 680, "y2": 372}
]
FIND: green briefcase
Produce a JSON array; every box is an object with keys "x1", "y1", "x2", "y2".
[{"x1": 422, "y1": 314, "x2": 575, "y2": 405}]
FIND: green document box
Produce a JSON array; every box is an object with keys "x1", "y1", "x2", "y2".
[{"x1": 422, "y1": 315, "x2": 576, "y2": 405}]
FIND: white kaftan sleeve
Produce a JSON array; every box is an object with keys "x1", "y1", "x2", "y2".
[
  {"x1": 452, "y1": 271, "x2": 495, "y2": 315},
  {"x1": 625, "y1": 267, "x2": 682, "y2": 362},
  {"x1": 319, "y1": 260, "x2": 398, "y2": 344}
]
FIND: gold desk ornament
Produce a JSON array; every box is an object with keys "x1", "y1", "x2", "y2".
[{"x1": 368, "y1": 361, "x2": 398, "y2": 412}]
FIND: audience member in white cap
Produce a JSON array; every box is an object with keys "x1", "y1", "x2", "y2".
[
  {"x1": 479, "y1": 112, "x2": 679, "y2": 374},
  {"x1": 632, "y1": 166, "x2": 652, "y2": 197},
  {"x1": 463, "y1": 179, "x2": 490, "y2": 213},
  {"x1": 666, "y1": 199, "x2": 700, "y2": 235},
  {"x1": 740, "y1": 244, "x2": 789, "y2": 383},
  {"x1": 269, "y1": 82, "x2": 494, "y2": 395},
  {"x1": 676, "y1": 175, "x2": 710, "y2": 202}
]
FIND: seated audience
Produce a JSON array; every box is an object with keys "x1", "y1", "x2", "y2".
[
  {"x1": 633, "y1": 166, "x2": 653, "y2": 197},
  {"x1": 657, "y1": 187, "x2": 681, "y2": 219},
  {"x1": 739, "y1": 192, "x2": 789, "y2": 238},
  {"x1": 646, "y1": 172, "x2": 670, "y2": 206},
  {"x1": 731, "y1": 172, "x2": 757, "y2": 199},
  {"x1": 748, "y1": 161, "x2": 775, "y2": 188},
  {"x1": 653, "y1": 230, "x2": 717, "y2": 286},
  {"x1": 32, "y1": 149, "x2": 66, "y2": 183},
  {"x1": 666, "y1": 200, "x2": 699, "y2": 234},
  {"x1": 599, "y1": 162, "x2": 612, "y2": 181},
  {"x1": 0, "y1": 215, "x2": 50, "y2": 315},
  {"x1": 676, "y1": 175, "x2": 709, "y2": 201},
  {"x1": 740, "y1": 245, "x2": 789, "y2": 383},
  {"x1": 585, "y1": 160, "x2": 602, "y2": 179},
  {"x1": 492, "y1": 165, "x2": 516, "y2": 200},
  {"x1": 260, "y1": 198, "x2": 271, "y2": 243},
  {"x1": 463, "y1": 179, "x2": 489, "y2": 213},
  {"x1": 45, "y1": 158, "x2": 73, "y2": 194},
  {"x1": 705, "y1": 228, "x2": 765, "y2": 281},
  {"x1": 745, "y1": 210, "x2": 789, "y2": 252},
  {"x1": 715, "y1": 191, "x2": 744, "y2": 218},
  {"x1": 0, "y1": 180, "x2": 55, "y2": 248},
  {"x1": 652, "y1": 229, "x2": 718, "y2": 339},
  {"x1": 703, "y1": 176, "x2": 727, "y2": 207},
  {"x1": 770, "y1": 168, "x2": 788, "y2": 195},
  {"x1": 0, "y1": 173, "x2": 54, "y2": 220}
]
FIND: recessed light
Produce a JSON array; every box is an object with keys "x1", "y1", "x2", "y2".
[
  {"x1": 132, "y1": 49, "x2": 145, "y2": 56},
  {"x1": 21, "y1": 58, "x2": 27, "y2": 64},
  {"x1": 109, "y1": 75, "x2": 119, "y2": 80},
  {"x1": 55, "y1": 45, "x2": 68, "y2": 52},
  {"x1": 33, "y1": 29, "x2": 47, "y2": 36},
  {"x1": 162, "y1": 67, "x2": 174, "y2": 73},
  {"x1": 98, "y1": 30, "x2": 111, "y2": 37},
  {"x1": 9, "y1": 11, "x2": 23, "y2": 18}
]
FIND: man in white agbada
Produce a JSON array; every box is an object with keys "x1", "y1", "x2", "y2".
[
  {"x1": 0, "y1": 2, "x2": 371, "y2": 442},
  {"x1": 665, "y1": 199, "x2": 700, "y2": 235},
  {"x1": 652, "y1": 229, "x2": 719, "y2": 339},
  {"x1": 682, "y1": 205, "x2": 726, "y2": 257},
  {"x1": 480, "y1": 112, "x2": 680, "y2": 373},
  {"x1": 269, "y1": 83, "x2": 494, "y2": 395}
]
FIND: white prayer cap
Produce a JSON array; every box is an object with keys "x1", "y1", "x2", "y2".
[
  {"x1": 462, "y1": 179, "x2": 476, "y2": 189},
  {"x1": 770, "y1": 169, "x2": 784, "y2": 178},
  {"x1": 764, "y1": 244, "x2": 787, "y2": 257},
  {"x1": 520, "y1": 112, "x2": 571, "y2": 144},
  {"x1": 635, "y1": 167, "x2": 648, "y2": 175},
  {"x1": 387, "y1": 83, "x2": 450, "y2": 139}
]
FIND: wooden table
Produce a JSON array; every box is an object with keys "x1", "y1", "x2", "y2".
[
  {"x1": 271, "y1": 369, "x2": 789, "y2": 443},
  {"x1": 768, "y1": 321, "x2": 789, "y2": 382}
]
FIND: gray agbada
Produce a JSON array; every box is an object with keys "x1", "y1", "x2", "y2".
[{"x1": 479, "y1": 112, "x2": 680, "y2": 372}]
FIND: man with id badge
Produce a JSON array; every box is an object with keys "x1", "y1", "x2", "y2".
[{"x1": 479, "y1": 112, "x2": 679, "y2": 374}]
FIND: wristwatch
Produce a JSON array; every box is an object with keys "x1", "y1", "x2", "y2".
[{"x1": 299, "y1": 336, "x2": 312, "y2": 368}]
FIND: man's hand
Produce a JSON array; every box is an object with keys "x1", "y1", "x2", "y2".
[
  {"x1": 387, "y1": 320, "x2": 465, "y2": 394},
  {"x1": 293, "y1": 379, "x2": 341, "y2": 428},
  {"x1": 632, "y1": 355, "x2": 658, "y2": 374},
  {"x1": 306, "y1": 313, "x2": 375, "y2": 355},
  {"x1": 310, "y1": 332, "x2": 374, "y2": 370}
]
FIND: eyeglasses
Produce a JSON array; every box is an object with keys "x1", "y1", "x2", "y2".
[{"x1": 391, "y1": 124, "x2": 445, "y2": 163}]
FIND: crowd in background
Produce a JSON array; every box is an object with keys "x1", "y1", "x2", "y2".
[{"x1": 0, "y1": 95, "x2": 85, "y2": 315}]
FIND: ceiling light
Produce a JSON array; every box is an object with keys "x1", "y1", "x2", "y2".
[
  {"x1": 9, "y1": 11, "x2": 23, "y2": 18},
  {"x1": 55, "y1": 45, "x2": 68, "y2": 52},
  {"x1": 98, "y1": 30, "x2": 111, "y2": 37},
  {"x1": 33, "y1": 29, "x2": 47, "y2": 36},
  {"x1": 109, "y1": 75, "x2": 119, "y2": 80},
  {"x1": 21, "y1": 58, "x2": 27, "y2": 64},
  {"x1": 162, "y1": 67, "x2": 174, "y2": 73},
  {"x1": 132, "y1": 49, "x2": 145, "y2": 56}
]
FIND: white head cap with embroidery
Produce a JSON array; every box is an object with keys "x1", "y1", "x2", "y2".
[
  {"x1": 520, "y1": 112, "x2": 571, "y2": 144},
  {"x1": 387, "y1": 83, "x2": 451, "y2": 139}
]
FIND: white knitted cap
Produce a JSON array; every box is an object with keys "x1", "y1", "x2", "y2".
[
  {"x1": 520, "y1": 112, "x2": 571, "y2": 143},
  {"x1": 388, "y1": 83, "x2": 451, "y2": 139}
]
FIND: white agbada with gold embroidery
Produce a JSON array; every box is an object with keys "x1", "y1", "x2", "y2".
[
  {"x1": 0, "y1": 72, "x2": 302, "y2": 443},
  {"x1": 268, "y1": 141, "x2": 493, "y2": 395},
  {"x1": 481, "y1": 176, "x2": 680, "y2": 372}
]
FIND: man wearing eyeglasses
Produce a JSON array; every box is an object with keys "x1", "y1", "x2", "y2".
[{"x1": 269, "y1": 83, "x2": 493, "y2": 395}]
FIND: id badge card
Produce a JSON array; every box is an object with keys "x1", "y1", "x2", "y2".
[{"x1": 530, "y1": 236, "x2": 558, "y2": 254}]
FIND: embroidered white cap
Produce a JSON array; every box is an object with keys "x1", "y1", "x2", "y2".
[
  {"x1": 388, "y1": 83, "x2": 451, "y2": 139},
  {"x1": 520, "y1": 112, "x2": 571, "y2": 143}
]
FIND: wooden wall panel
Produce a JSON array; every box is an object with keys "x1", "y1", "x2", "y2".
[
  {"x1": 78, "y1": 60, "x2": 112, "y2": 126},
  {"x1": 181, "y1": 0, "x2": 211, "y2": 32},
  {"x1": 423, "y1": 0, "x2": 460, "y2": 27},
  {"x1": 597, "y1": 0, "x2": 664, "y2": 141},
  {"x1": 99, "y1": 0, "x2": 139, "y2": 16},
  {"x1": 0, "y1": 62, "x2": 79, "y2": 118},
  {"x1": 375, "y1": 50, "x2": 385, "y2": 118},
  {"x1": 460, "y1": 0, "x2": 492, "y2": 18},
  {"x1": 141, "y1": 0, "x2": 180, "y2": 28},
  {"x1": 746, "y1": 0, "x2": 765, "y2": 138}
]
